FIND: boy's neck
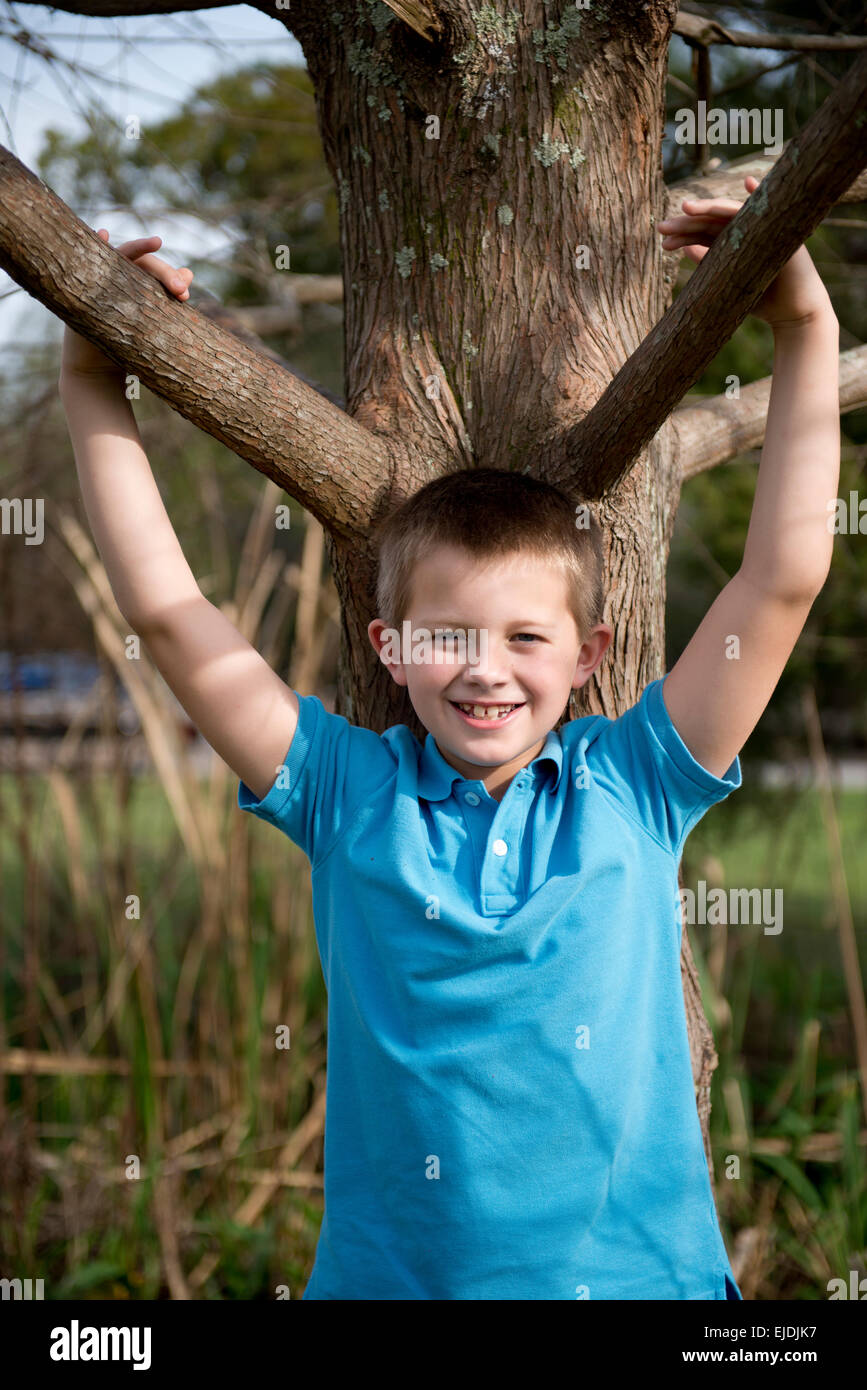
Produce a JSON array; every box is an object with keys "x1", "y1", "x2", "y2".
[{"x1": 434, "y1": 737, "x2": 548, "y2": 803}]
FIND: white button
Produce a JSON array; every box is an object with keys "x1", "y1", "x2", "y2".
[
  {"x1": 492, "y1": 839, "x2": 508, "y2": 857},
  {"x1": 464, "y1": 791, "x2": 480, "y2": 806}
]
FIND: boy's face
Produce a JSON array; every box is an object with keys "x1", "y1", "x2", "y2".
[{"x1": 368, "y1": 544, "x2": 612, "y2": 799}]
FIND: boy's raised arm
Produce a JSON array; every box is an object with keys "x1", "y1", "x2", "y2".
[
  {"x1": 59, "y1": 234, "x2": 298, "y2": 804},
  {"x1": 658, "y1": 184, "x2": 840, "y2": 778}
]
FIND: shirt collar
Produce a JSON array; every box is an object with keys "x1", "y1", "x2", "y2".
[{"x1": 417, "y1": 729, "x2": 564, "y2": 802}]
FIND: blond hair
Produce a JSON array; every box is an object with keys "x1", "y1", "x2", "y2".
[{"x1": 373, "y1": 469, "x2": 604, "y2": 638}]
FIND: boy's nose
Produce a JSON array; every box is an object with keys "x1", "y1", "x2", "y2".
[{"x1": 463, "y1": 651, "x2": 510, "y2": 684}]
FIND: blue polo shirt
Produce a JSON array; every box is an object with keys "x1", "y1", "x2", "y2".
[{"x1": 238, "y1": 675, "x2": 743, "y2": 1300}]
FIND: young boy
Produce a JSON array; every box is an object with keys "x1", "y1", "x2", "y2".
[{"x1": 58, "y1": 183, "x2": 839, "y2": 1299}]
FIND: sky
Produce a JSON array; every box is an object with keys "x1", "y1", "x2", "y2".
[{"x1": 0, "y1": 3, "x2": 304, "y2": 370}]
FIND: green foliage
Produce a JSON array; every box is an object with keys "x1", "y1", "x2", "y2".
[{"x1": 38, "y1": 63, "x2": 341, "y2": 296}]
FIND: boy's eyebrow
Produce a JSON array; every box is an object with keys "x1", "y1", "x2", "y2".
[{"x1": 415, "y1": 617, "x2": 560, "y2": 630}]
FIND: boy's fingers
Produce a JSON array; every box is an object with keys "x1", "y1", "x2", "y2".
[
  {"x1": 168, "y1": 266, "x2": 194, "y2": 293},
  {"x1": 659, "y1": 203, "x2": 743, "y2": 232},
  {"x1": 680, "y1": 197, "x2": 743, "y2": 216},
  {"x1": 136, "y1": 254, "x2": 190, "y2": 290},
  {"x1": 661, "y1": 207, "x2": 746, "y2": 230},
  {"x1": 113, "y1": 235, "x2": 163, "y2": 259},
  {"x1": 170, "y1": 268, "x2": 194, "y2": 297},
  {"x1": 661, "y1": 234, "x2": 716, "y2": 251},
  {"x1": 122, "y1": 248, "x2": 194, "y2": 297},
  {"x1": 659, "y1": 217, "x2": 731, "y2": 235},
  {"x1": 663, "y1": 242, "x2": 710, "y2": 263},
  {"x1": 89, "y1": 228, "x2": 191, "y2": 298}
]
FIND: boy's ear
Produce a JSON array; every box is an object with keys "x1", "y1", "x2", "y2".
[
  {"x1": 571, "y1": 623, "x2": 613, "y2": 691},
  {"x1": 367, "y1": 618, "x2": 409, "y2": 687}
]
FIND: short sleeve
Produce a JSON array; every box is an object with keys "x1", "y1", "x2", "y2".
[
  {"x1": 581, "y1": 675, "x2": 741, "y2": 859},
  {"x1": 236, "y1": 693, "x2": 397, "y2": 864}
]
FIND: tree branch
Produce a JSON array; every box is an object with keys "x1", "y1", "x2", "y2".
[
  {"x1": 675, "y1": 9, "x2": 867, "y2": 52},
  {"x1": 675, "y1": 344, "x2": 867, "y2": 481},
  {"x1": 547, "y1": 47, "x2": 867, "y2": 500},
  {"x1": 383, "y1": 2, "x2": 862, "y2": 59},
  {"x1": 666, "y1": 147, "x2": 867, "y2": 211},
  {"x1": 380, "y1": 0, "x2": 442, "y2": 41},
  {"x1": 0, "y1": 145, "x2": 393, "y2": 539},
  {"x1": 189, "y1": 286, "x2": 345, "y2": 409}
]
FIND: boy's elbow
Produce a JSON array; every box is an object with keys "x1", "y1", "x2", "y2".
[
  {"x1": 121, "y1": 607, "x2": 170, "y2": 640},
  {"x1": 777, "y1": 569, "x2": 830, "y2": 607},
  {"x1": 737, "y1": 563, "x2": 829, "y2": 608},
  {"x1": 122, "y1": 592, "x2": 209, "y2": 642},
  {"x1": 793, "y1": 550, "x2": 834, "y2": 604}
]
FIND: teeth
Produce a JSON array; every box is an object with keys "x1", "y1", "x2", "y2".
[{"x1": 455, "y1": 703, "x2": 518, "y2": 720}]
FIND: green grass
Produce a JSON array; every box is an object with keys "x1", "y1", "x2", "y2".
[{"x1": 684, "y1": 779, "x2": 867, "y2": 1299}]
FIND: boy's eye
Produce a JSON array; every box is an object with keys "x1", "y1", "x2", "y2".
[{"x1": 512, "y1": 633, "x2": 541, "y2": 643}]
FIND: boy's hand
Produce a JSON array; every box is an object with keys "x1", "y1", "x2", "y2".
[
  {"x1": 658, "y1": 175, "x2": 833, "y2": 329},
  {"x1": 60, "y1": 229, "x2": 194, "y2": 377}
]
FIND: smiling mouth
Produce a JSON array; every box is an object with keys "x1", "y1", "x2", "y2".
[{"x1": 449, "y1": 701, "x2": 524, "y2": 723}]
